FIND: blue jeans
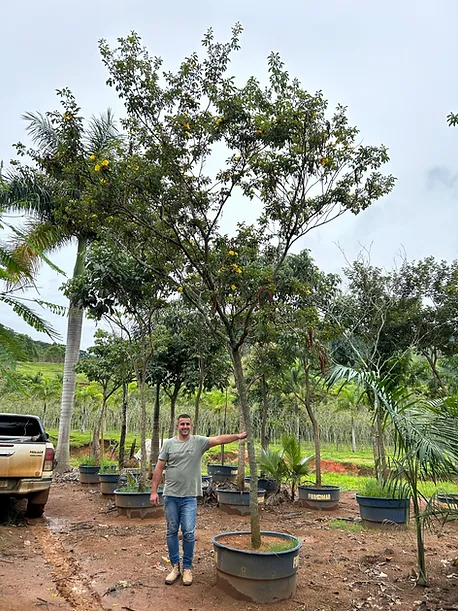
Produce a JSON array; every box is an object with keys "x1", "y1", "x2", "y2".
[{"x1": 164, "y1": 496, "x2": 197, "y2": 569}]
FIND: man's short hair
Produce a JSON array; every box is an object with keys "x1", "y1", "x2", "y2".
[{"x1": 177, "y1": 413, "x2": 192, "y2": 422}]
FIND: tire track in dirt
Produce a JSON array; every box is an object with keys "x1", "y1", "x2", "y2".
[{"x1": 34, "y1": 524, "x2": 104, "y2": 611}]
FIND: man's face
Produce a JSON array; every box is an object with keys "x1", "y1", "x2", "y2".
[{"x1": 177, "y1": 418, "x2": 192, "y2": 437}]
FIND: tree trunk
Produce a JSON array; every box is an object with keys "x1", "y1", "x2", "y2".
[
  {"x1": 412, "y1": 487, "x2": 428, "y2": 586},
  {"x1": 304, "y1": 363, "x2": 321, "y2": 488},
  {"x1": 119, "y1": 382, "x2": 128, "y2": 470},
  {"x1": 55, "y1": 237, "x2": 86, "y2": 472},
  {"x1": 138, "y1": 373, "x2": 147, "y2": 487},
  {"x1": 351, "y1": 413, "x2": 357, "y2": 453},
  {"x1": 42, "y1": 401, "x2": 47, "y2": 428},
  {"x1": 423, "y1": 350, "x2": 447, "y2": 396},
  {"x1": 373, "y1": 393, "x2": 387, "y2": 482},
  {"x1": 92, "y1": 395, "x2": 106, "y2": 460},
  {"x1": 193, "y1": 358, "x2": 204, "y2": 434},
  {"x1": 231, "y1": 347, "x2": 260, "y2": 549},
  {"x1": 149, "y1": 382, "x2": 161, "y2": 474},
  {"x1": 236, "y1": 410, "x2": 245, "y2": 490},
  {"x1": 260, "y1": 374, "x2": 269, "y2": 451},
  {"x1": 168, "y1": 383, "x2": 180, "y2": 437}
]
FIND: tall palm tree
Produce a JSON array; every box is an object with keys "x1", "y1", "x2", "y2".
[{"x1": 0, "y1": 91, "x2": 119, "y2": 470}]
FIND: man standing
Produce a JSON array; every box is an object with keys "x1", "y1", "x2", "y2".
[{"x1": 150, "y1": 413, "x2": 247, "y2": 586}]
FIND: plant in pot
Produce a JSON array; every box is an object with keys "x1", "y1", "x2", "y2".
[
  {"x1": 98, "y1": 459, "x2": 120, "y2": 495},
  {"x1": 330, "y1": 366, "x2": 458, "y2": 586},
  {"x1": 356, "y1": 478, "x2": 410, "y2": 528},
  {"x1": 114, "y1": 472, "x2": 164, "y2": 519},
  {"x1": 259, "y1": 435, "x2": 314, "y2": 501},
  {"x1": 78, "y1": 455, "x2": 100, "y2": 485},
  {"x1": 285, "y1": 359, "x2": 341, "y2": 510},
  {"x1": 99, "y1": 23, "x2": 393, "y2": 602}
]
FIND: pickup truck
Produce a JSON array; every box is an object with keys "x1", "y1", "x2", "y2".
[{"x1": 0, "y1": 413, "x2": 55, "y2": 517}]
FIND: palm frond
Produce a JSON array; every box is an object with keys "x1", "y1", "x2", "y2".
[
  {"x1": 1, "y1": 295, "x2": 60, "y2": 340},
  {"x1": 84, "y1": 109, "x2": 119, "y2": 153},
  {"x1": 23, "y1": 112, "x2": 58, "y2": 155},
  {"x1": 1, "y1": 167, "x2": 55, "y2": 217},
  {"x1": 8, "y1": 218, "x2": 71, "y2": 276}
]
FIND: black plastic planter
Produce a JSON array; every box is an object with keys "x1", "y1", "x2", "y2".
[
  {"x1": 212, "y1": 531, "x2": 301, "y2": 603},
  {"x1": 98, "y1": 472, "x2": 120, "y2": 495},
  {"x1": 244, "y1": 476, "x2": 279, "y2": 493},
  {"x1": 437, "y1": 493, "x2": 458, "y2": 516},
  {"x1": 78, "y1": 465, "x2": 100, "y2": 485},
  {"x1": 202, "y1": 475, "x2": 212, "y2": 490},
  {"x1": 356, "y1": 494, "x2": 410, "y2": 527},
  {"x1": 207, "y1": 464, "x2": 238, "y2": 484},
  {"x1": 114, "y1": 487, "x2": 163, "y2": 519},
  {"x1": 298, "y1": 485, "x2": 341, "y2": 510},
  {"x1": 216, "y1": 488, "x2": 266, "y2": 515}
]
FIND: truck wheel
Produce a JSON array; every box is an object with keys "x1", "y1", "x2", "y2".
[
  {"x1": 26, "y1": 502, "x2": 46, "y2": 518},
  {"x1": 27, "y1": 489, "x2": 50, "y2": 518}
]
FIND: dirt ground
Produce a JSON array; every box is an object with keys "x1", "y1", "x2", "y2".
[{"x1": 1, "y1": 476, "x2": 458, "y2": 611}]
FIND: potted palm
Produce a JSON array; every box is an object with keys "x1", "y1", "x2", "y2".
[
  {"x1": 330, "y1": 366, "x2": 458, "y2": 586},
  {"x1": 259, "y1": 434, "x2": 314, "y2": 501}
]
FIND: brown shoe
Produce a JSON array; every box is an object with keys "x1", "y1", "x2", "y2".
[
  {"x1": 182, "y1": 568, "x2": 193, "y2": 586},
  {"x1": 165, "y1": 564, "x2": 181, "y2": 584}
]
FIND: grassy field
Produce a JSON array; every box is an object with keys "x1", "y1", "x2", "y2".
[{"x1": 17, "y1": 361, "x2": 87, "y2": 383}]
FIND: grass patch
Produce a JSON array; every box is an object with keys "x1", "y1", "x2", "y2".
[
  {"x1": 328, "y1": 519, "x2": 363, "y2": 533},
  {"x1": 265, "y1": 538, "x2": 299, "y2": 552}
]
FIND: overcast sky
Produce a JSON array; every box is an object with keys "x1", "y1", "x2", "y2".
[{"x1": 1, "y1": 0, "x2": 457, "y2": 348}]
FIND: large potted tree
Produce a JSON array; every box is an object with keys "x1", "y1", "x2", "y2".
[{"x1": 97, "y1": 24, "x2": 394, "y2": 602}]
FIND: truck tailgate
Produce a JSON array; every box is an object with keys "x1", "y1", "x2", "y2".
[{"x1": 0, "y1": 443, "x2": 46, "y2": 477}]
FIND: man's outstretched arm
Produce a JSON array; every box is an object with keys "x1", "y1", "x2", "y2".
[{"x1": 208, "y1": 431, "x2": 247, "y2": 448}]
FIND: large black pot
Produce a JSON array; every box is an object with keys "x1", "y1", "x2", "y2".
[
  {"x1": 114, "y1": 486, "x2": 163, "y2": 519},
  {"x1": 213, "y1": 531, "x2": 301, "y2": 603},
  {"x1": 78, "y1": 465, "x2": 100, "y2": 485},
  {"x1": 298, "y1": 485, "x2": 341, "y2": 510},
  {"x1": 98, "y1": 472, "x2": 120, "y2": 495},
  {"x1": 437, "y1": 493, "x2": 458, "y2": 516},
  {"x1": 244, "y1": 476, "x2": 279, "y2": 493},
  {"x1": 216, "y1": 488, "x2": 266, "y2": 515},
  {"x1": 207, "y1": 464, "x2": 238, "y2": 484},
  {"x1": 356, "y1": 494, "x2": 410, "y2": 527}
]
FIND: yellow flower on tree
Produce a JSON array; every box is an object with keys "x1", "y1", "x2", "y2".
[
  {"x1": 94, "y1": 164, "x2": 101, "y2": 172},
  {"x1": 101, "y1": 159, "x2": 109, "y2": 167},
  {"x1": 231, "y1": 284, "x2": 237, "y2": 290},
  {"x1": 215, "y1": 117, "x2": 223, "y2": 125},
  {"x1": 228, "y1": 250, "x2": 238, "y2": 256},
  {"x1": 89, "y1": 154, "x2": 96, "y2": 161},
  {"x1": 255, "y1": 129, "x2": 262, "y2": 135},
  {"x1": 183, "y1": 122, "x2": 190, "y2": 130},
  {"x1": 178, "y1": 286, "x2": 183, "y2": 292},
  {"x1": 320, "y1": 158, "x2": 329, "y2": 166}
]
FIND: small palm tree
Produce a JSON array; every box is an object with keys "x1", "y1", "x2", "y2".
[
  {"x1": 329, "y1": 365, "x2": 458, "y2": 586},
  {"x1": 259, "y1": 434, "x2": 314, "y2": 500}
]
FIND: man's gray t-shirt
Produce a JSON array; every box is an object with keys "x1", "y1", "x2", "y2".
[{"x1": 159, "y1": 435, "x2": 210, "y2": 497}]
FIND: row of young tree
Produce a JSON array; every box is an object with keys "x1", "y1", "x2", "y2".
[{"x1": 0, "y1": 25, "x2": 457, "y2": 552}]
